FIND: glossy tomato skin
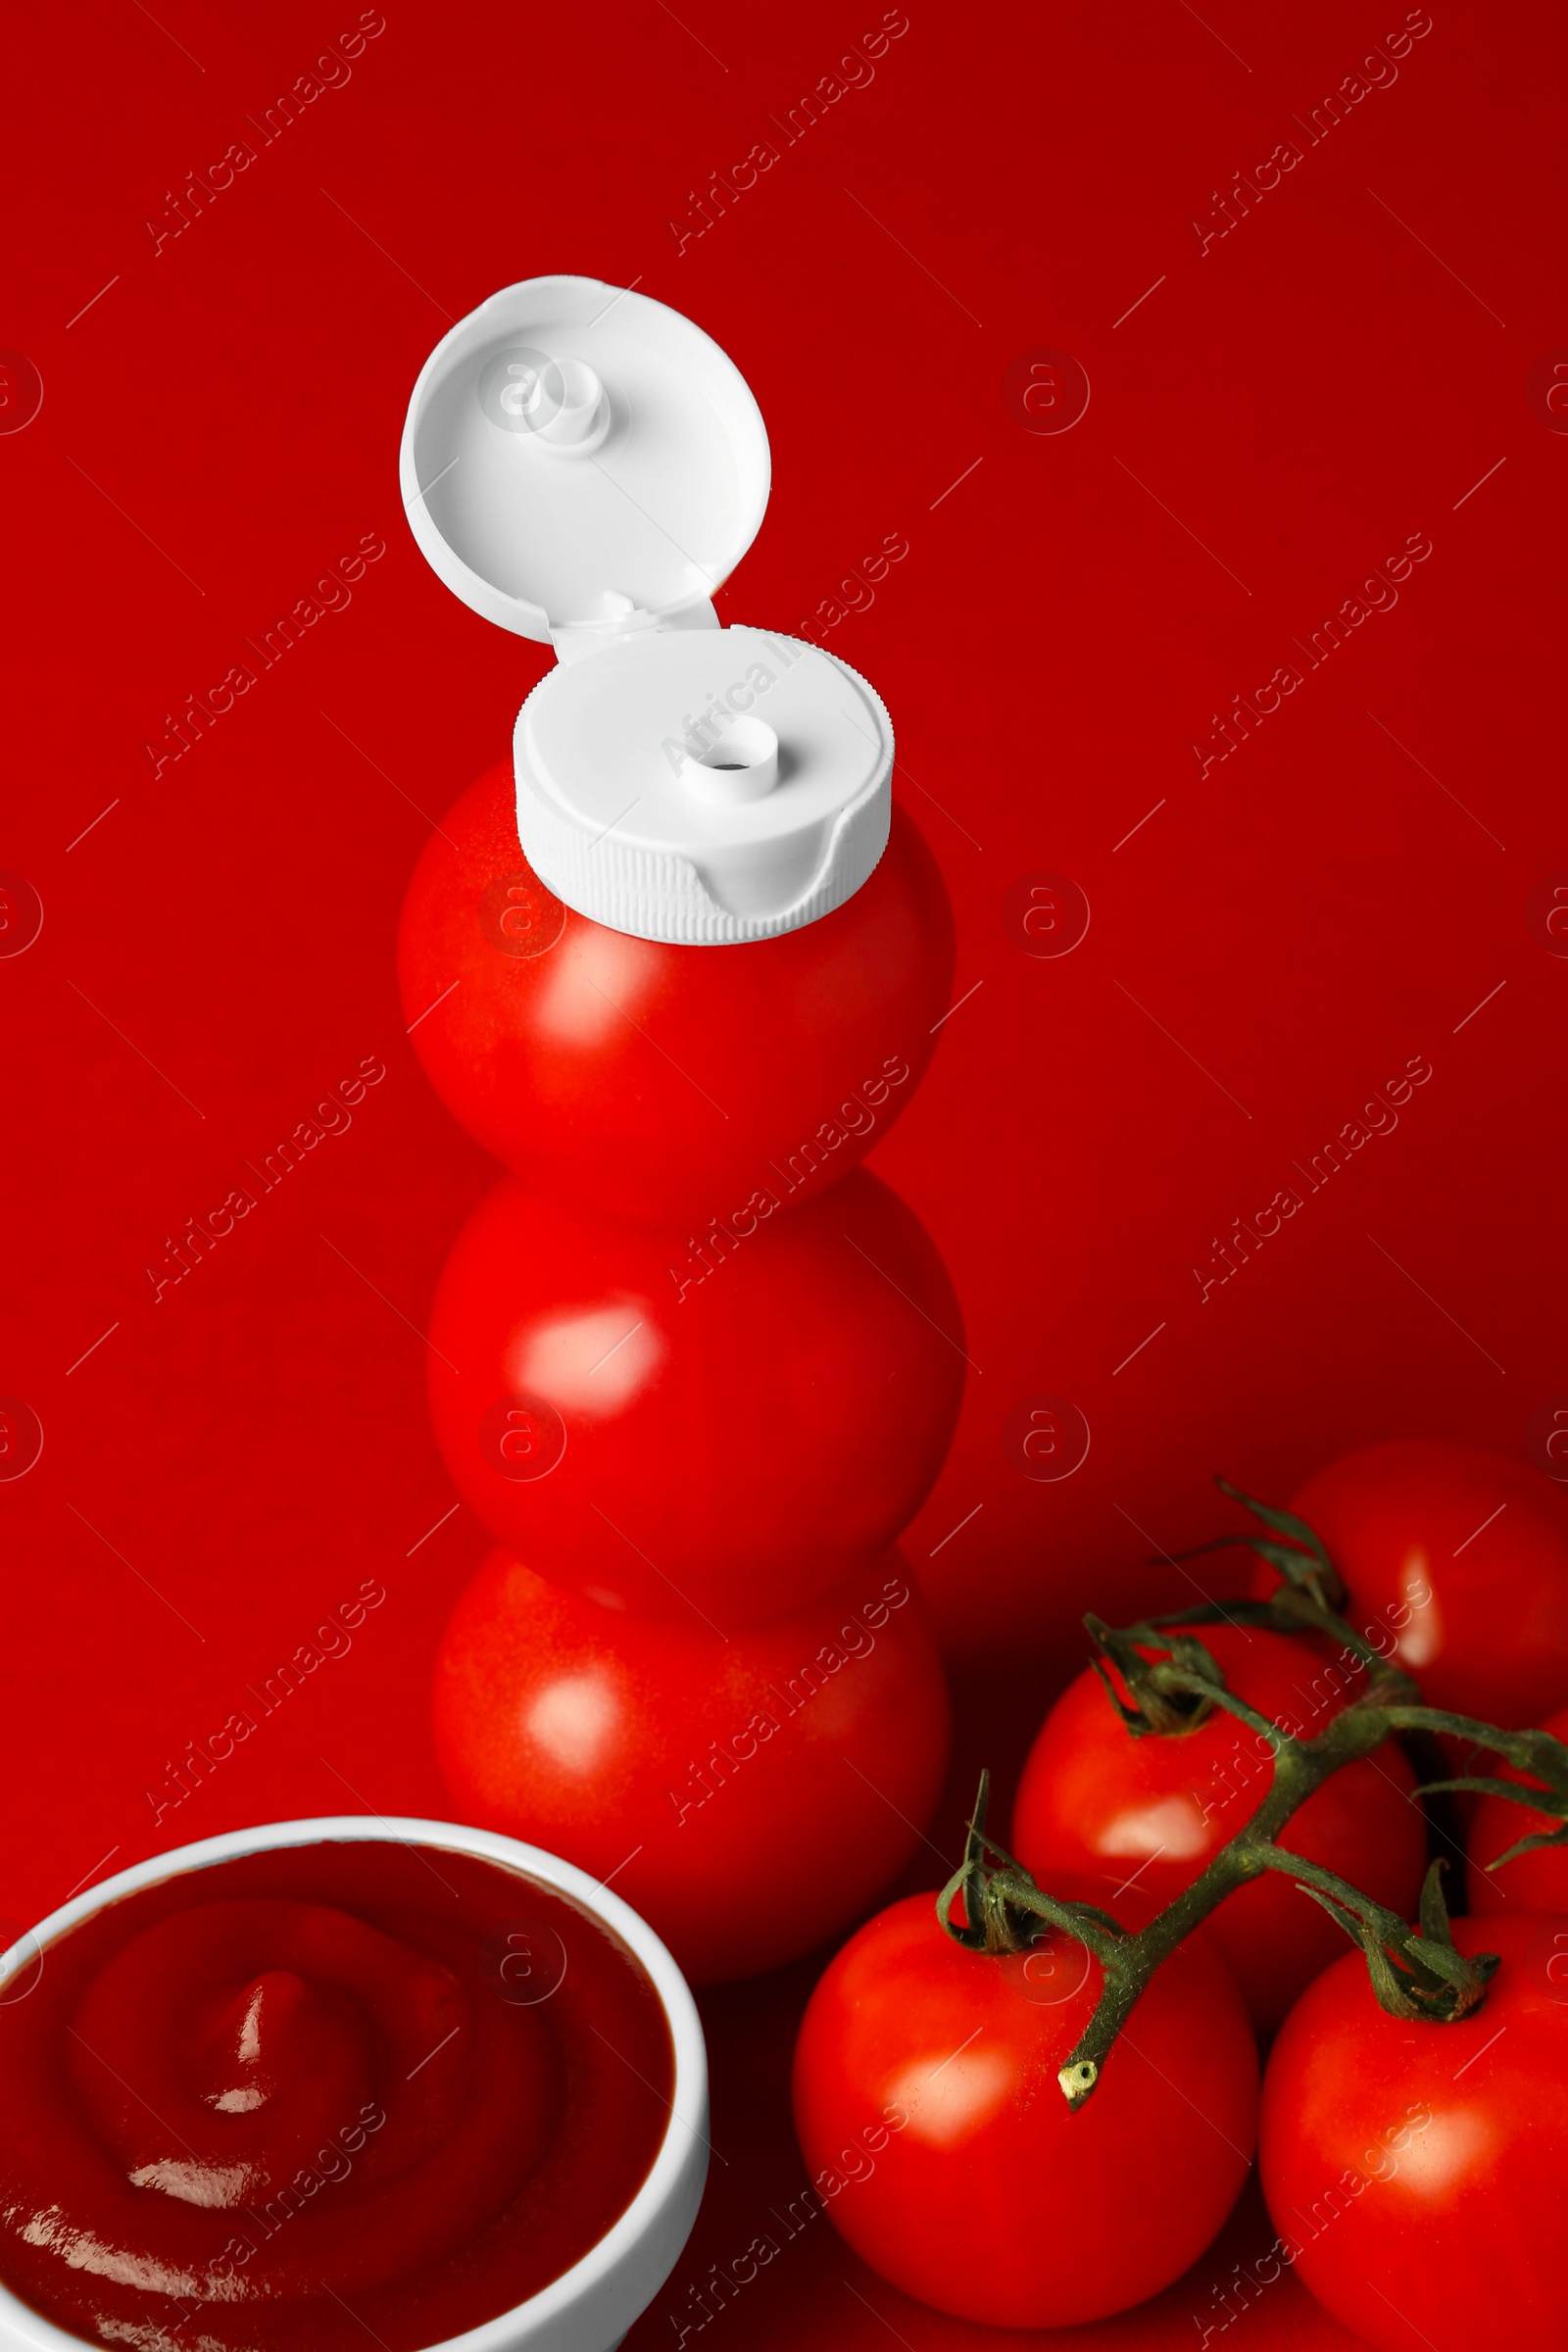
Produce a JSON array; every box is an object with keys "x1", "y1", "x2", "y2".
[
  {"x1": 433, "y1": 1550, "x2": 950, "y2": 1984},
  {"x1": 1260, "y1": 1915, "x2": 1568, "y2": 2350},
  {"x1": 791, "y1": 1888, "x2": 1257, "y2": 2328},
  {"x1": 1467, "y1": 1701, "x2": 1568, "y2": 1915},
  {"x1": 398, "y1": 762, "x2": 955, "y2": 1228},
  {"x1": 426, "y1": 1165, "x2": 964, "y2": 1624},
  {"x1": 1251, "y1": 1443, "x2": 1568, "y2": 1726},
  {"x1": 1010, "y1": 1625, "x2": 1426, "y2": 2033}
]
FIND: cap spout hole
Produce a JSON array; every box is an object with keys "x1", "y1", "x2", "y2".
[{"x1": 684, "y1": 716, "x2": 779, "y2": 804}]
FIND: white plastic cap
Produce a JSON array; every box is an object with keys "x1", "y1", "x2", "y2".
[
  {"x1": 515, "y1": 625, "x2": 892, "y2": 942},
  {"x1": 401, "y1": 277, "x2": 894, "y2": 943}
]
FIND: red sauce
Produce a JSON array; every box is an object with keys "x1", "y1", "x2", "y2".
[{"x1": 0, "y1": 1841, "x2": 674, "y2": 2350}]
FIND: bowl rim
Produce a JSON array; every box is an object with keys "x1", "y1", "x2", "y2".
[{"x1": 0, "y1": 1813, "x2": 708, "y2": 2352}]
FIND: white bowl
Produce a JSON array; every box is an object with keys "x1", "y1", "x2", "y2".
[{"x1": 0, "y1": 1816, "x2": 708, "y2": 2352}]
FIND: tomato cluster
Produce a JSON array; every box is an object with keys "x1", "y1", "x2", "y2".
[
  {"x1": 404, "y1": 763, "x2": 960, "y2": 1982},
  {"x1": 788, "y1": 1442, "x2": 1568, "y2": 2341}
]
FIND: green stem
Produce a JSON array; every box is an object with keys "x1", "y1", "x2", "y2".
[
  {"x1": 938, "y1": 1482, "x2": 1568, "y2": 2109},
  {"x1": 1382, "y1": 1706, "x2": 1568, "y2": 1778},
  {"x1": 1042, "y1": 1675, "x2": 1415, "y2": 2103}
]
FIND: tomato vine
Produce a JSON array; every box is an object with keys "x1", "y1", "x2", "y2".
[{"x1": 938, "y1": 1480, "x2": 1568, "y2": 2107}]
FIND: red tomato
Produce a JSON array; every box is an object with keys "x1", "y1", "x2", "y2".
[
  {"x1": 398, "y1": 762, "x2": 955, "y2": 1228},
  {"x1": 1467, "y1": 1701, "x2": 1568, "y2": 1916},
  {"x1": 791, "y1": 1887, "x2": 1257, "y2": 2328},
  {"x1": 1010, "y1": 1625, "x2": 1426, "y2": 2033},
  {"x1": 426, "y1": 1166, "x2": 964, "y2": 1625},
  {"x1": 1260, "y1": 1914, "x2": 1568, "y2": 2349},
  {"x1": 433, "y1": 1549, "x2": 950, "y2": 1984},
  {"x1": 1251, "y1": 1442, "x2": 1568, "y2": 1726}
]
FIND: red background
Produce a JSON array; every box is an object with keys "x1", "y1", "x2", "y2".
[{"x1": 3, "y1": 1, "x2": 1564, "y2": 2342}]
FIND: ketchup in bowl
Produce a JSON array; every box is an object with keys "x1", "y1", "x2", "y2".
[{"x1": 0, "y1": 1840, "x2": 675, "y2": 2350}]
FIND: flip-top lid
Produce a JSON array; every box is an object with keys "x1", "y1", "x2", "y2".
[{"x1": 399, "y1": 275, "x2": 769, "y2": 650}]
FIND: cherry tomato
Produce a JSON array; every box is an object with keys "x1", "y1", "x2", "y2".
[
  {"x1": 433, "y1": 1549, "x2": 950, "y2": 1984},
  {"x1": 1259, "y1": 1914, "x2": 1568, "y2": 2350},
  {"x1": 791, "y1": 1886, "x2": 1257, "y2": 2328},
  {"x1": 1010, "y1": 1625, "x2": 1426, "y2": 2033},
  {"x1": 1467, "y1": 1701, "x2": 1568, "y2": 1916},
  {"x1": 426, "y1": 1166, "x2": 965, "y2": 1625},
  {"x1": 1251, "y1": 1442, "x2": 1568, "y2": 1726},
  {"x1": 398, "y1": 762, "x2": 955, "y2": 1228}
]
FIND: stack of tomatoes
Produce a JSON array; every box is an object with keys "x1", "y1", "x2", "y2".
[
  {"x1": 399, "y1": 764, "x2": 963, "y2": 1982},
  {"x1": 793, "y1": 1442, "x2": 1568, "y2": 2347}
]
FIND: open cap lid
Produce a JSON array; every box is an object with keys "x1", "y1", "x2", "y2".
[{"x1": 399, "y1": 275, "x2": 769, "y2": 649}]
